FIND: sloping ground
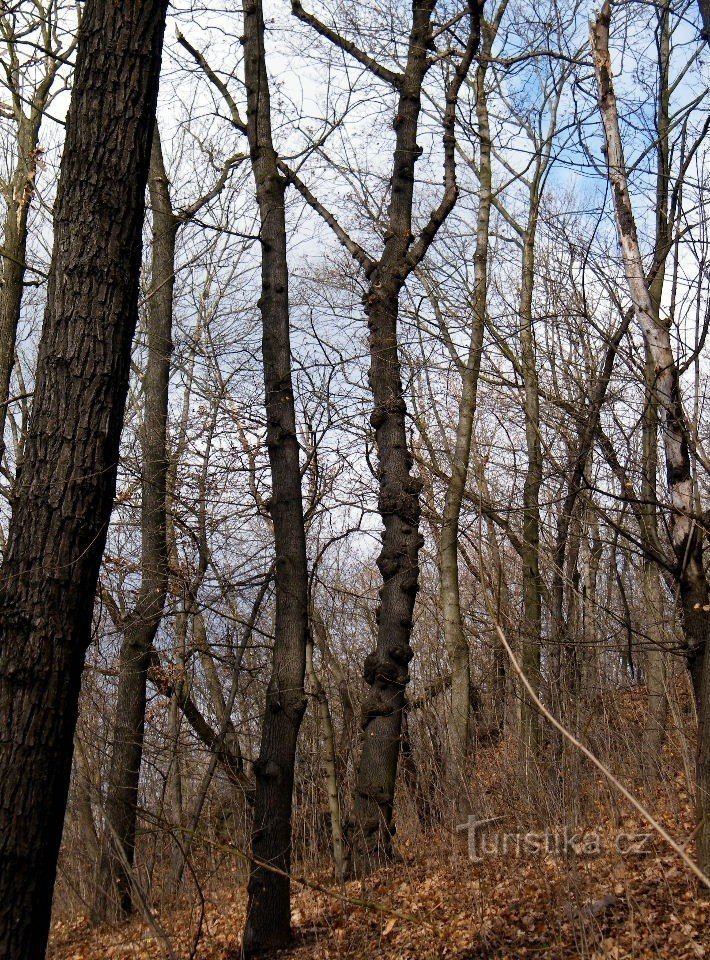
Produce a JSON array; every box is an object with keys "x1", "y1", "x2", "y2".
[{"x1": 49, "y1": 823, "x2": 709, "y2": 960}]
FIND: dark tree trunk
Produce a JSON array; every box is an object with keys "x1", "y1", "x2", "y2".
[
  {"x1": 344, "y1": 1, "x2": 435, "y2": 875},
  {"x1": 0, "y1": 3, "x2": 167, "y2": 958},
  {"x1": 241, "y1": 0, "x2": 309, "y2": 953},
  {"x1": 94, "y1": 128, "x2": 175, "y2": 922},
  {"x1": 285, "y1": 0, "x2": 479, "y2": 880}
]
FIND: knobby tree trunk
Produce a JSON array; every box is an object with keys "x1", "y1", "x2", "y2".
[
  {"x1": 0, "y1": 2, "x2": 167, "y2": 957},
  {"x1": 288, "y1": 0, "x2": 480, "y2": 875},
  {"x1": 346, "y1": 2, "x2": 438, "y2": 872},
  {"x1": 592, "y1": 0, "x2": 710, "y2": 872},
  {"x1": 94, "y1": 128, "x2": 175, "y2": 922},
  {"x1": 241, "y1": 0, "x2": 310, "y2": 952},
  {"x1": 347, "y1": 0, "x2": 480, "y2": 877}
]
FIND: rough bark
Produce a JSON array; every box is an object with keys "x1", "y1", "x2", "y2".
[
  {"x1": 94, "y1": 128, "x2": 175, "y2": 922},
  {"x1": 592, "y1": 0, "x2": 710, "y2": 871},
  {"x1": 241, "y1": 0, "x2": 309, "y2": 952},
  {"x1": 0, "y1": 3, "x2": 167, "y2": 957}
]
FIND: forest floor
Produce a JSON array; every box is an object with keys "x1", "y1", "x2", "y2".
[{"x1": 49, "y1": 810, "x2": 710, "y2": 960}]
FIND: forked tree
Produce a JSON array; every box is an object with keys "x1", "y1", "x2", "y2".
[{"x1": 288, "y1": 0, "x2": 481, "y2": 874}]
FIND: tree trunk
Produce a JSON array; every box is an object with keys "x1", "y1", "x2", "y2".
[
  {"x1": 241, "y1": 0, "x2": 309, "y2": 953},
  {"x1": 641, "y1": 563, "x2": 668, "y2": 779},
  {"x1": 0, "y1": 159, "x2": 32, "y2": 457},
  {"x1": 592, "y1": 0, "x2": 710, "y2": 871},
  {"x1": 439, "y1": 35, "x2": 493, "y2": 801},
  {"x1": 519, "y1": 216, "x2": 543, "y2": 758},
  {"x1": 345, "y1": 2, "x2": 435, "y2": 875},
  {"x1": 94, "y1": 128, "x2": 175, "y2": 922},
  {"x1": 0, "y1": 3, "x2": 167, "y2": 957},
  {"x1": 640, "y1": 0, "x2": 670, "y2": 780},
  {"x1": 0, "y1": 36, "x2": 62, "y2": 460},
  {"x1": 306, "y1": 635, "x2": 345, "y2": 882},
  {"x1": 285, "y1": 0, "x2": 480, "y2": 878}
]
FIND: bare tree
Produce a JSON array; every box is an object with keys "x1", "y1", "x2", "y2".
[
  {"x1": 592, "y1": 0, "x2": 710, "y2": 872},
  {"x1": 289, "y1": 0, "x2": 481, "y2": 875},
  {"x1": 0, "y1": 0, "x2": 76, "y2": 464}
]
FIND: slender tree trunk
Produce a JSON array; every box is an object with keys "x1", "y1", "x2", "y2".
[
  {"x1": 0, "y1": 165, "x2": 31, "y2": 457},
  {"x1": 241, "y1": 0, "x2": 309, "y2": 952},
  {"x1": 641, "y1": 563, "x2": 667, "y2": 778},
  {"x1": 0, "y1": 3, "x2": 167, "y2": 956},
  {"x1": 519, "y1": 214, "x2": 544, "y2": 758},
  {"x1": 73, "y1": 736, "x2": 100, "y2": 867},
  {"x1": 0, "y1": 58, "x2": 61, "y2": 459},
  {"x1": 312, "y1": 608, "x2": 356, "y2": 772},
  {"x1": 439, "y1": 54, "x2": 491, "y2": 797},
  {"x1": 306, "y1": 634, "x2": 345, "y2": 881},
  {"x1": 592, "y1": 0, "x2": 710, "y2": 871},
  {"x1": 94, "y1": 128, "x2": 175, "y2": 922},
  {"x1": 640, "y1": 0, "x2": 671, "y2": 778}
]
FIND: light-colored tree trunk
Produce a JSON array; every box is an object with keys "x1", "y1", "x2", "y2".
[
  {"x1": 519, "y1": 209, "x2": 543, "y2": 759},
  {"x1": 641, "y1": 563, "x2": 668, "y2": 778},
  {"x1": 95, "y1": 127, "x2": 175, "y2": 922},
  {"x1": 592, "y1": 0, "x2": 710, "y2": 871},
  {"x1": 439, "y1": 26, "x2": 496, "y2": 797},
  {"x1": 306, "y1": 634, "x2": 345, "y2": 882},
  {"x1": 0, "y1": 6, "x2": 72, "y2": 462}
]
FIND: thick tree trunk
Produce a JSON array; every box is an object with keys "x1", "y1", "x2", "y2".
[
  {"x1": 94, "y1": 129, "x2": 175, "y2": 922},
  {"x1": 0, "y1": 3, "x2": 167, "y2": 957},
  {"x1": 439, "y1": 46, "x2": 492, "y2": 800},
  {"x1": 592, "y1": 0, "x2": 710, "y2": 872},
  {"x1": 241, "y1": 0, "x2": 309, "y2": 953}
]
